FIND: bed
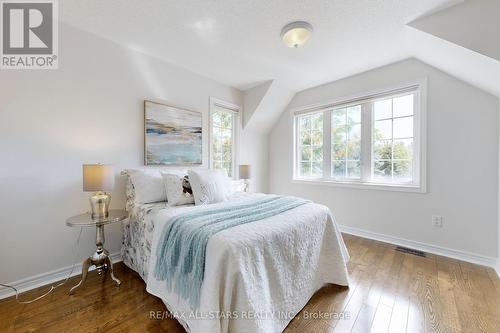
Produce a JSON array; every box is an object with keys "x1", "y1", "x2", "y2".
[{"x1": 121, "y1": 171, "x2": 349, "y2": 333}]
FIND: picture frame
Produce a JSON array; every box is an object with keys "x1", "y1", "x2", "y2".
[{"x1": 144, "y1": 100, "x2": 202, "y2": 166}]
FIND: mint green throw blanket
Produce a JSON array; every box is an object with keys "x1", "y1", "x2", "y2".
[{"x1": 153, "y1": 195, "x2": 310, "y2": 310}]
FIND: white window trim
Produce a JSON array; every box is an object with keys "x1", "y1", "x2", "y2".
[
  {"x1": 292, "y1": 79, "x2": 427, "y2": 193},
  {"x1": 209, "y1": 97, "x2": 241, "y2": 179}
]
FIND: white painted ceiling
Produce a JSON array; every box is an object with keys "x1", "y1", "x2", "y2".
[{"x1": 60, "y1": 0, "x2": 459, "y2": 92}]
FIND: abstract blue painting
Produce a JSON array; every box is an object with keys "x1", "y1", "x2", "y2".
[{"x1": 144, "y1": 101, "x2": 202, "y2": 165}]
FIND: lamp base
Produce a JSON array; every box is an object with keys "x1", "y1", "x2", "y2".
[
  {"x1": 89, "y1": 191, "x2": 111, "y2": 220},
  {"x1": 243, "y1": 179, "x2": 250, "y2": 193}
]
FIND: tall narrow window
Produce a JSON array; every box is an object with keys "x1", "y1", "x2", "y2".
[
  {"x1": 373, "y1": 94, "x2": 414, "y2": 183},
  {"x1": 297, "y1": 112, "x2": 323, "y2": 177},
  {"x1": 293, "y1": 83, "x2": 424, "y2": 191},
  {"x1": 331, "y1": 105, "x2": 361, "y2": 179},
  {"x1": 210, "y1": 100, "x2": 239, "y2": 178}
]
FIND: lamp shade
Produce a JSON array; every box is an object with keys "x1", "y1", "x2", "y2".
[
  {"x1": 83, "y1": 164, "x2": 114, "y2": 192},
  {"x1": 239, "y1": 165, "x2": 251, "y2": 180}
]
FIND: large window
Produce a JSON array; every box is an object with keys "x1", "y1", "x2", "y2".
[
  {"x1": 210, "y1": 98, "x2": 240, "y2": 178},
  {"x1": 294, "y1": 83, "x2": 425, "y2": 191}
]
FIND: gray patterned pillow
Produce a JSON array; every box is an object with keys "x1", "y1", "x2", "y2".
[{"x1": 161, "y1": 172, "x2": 195, "y2": 206}]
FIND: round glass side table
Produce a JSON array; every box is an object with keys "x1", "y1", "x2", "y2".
[{"x1": 66, "y1": 209, "x2": 128, "y2": 294}]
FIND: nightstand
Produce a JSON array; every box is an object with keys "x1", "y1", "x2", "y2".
[{"x1": 66, "y1": 209, "x2": 128, "y2": 294}]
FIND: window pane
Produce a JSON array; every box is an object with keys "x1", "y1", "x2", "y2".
[
  {"x1": 393, "y1": 94, "x2": 413, "y2": 118},
  {"x1": 221, "y1": 128, "x2": 232, "y2": 143},
  {"x1": 372, "y1": 94, "x2": 415, "y2": 185},
  {"x1": 299, "y1": 116, "x2": 311, "y2": 129},
  {"x1": 300, "y1": 131, "x2": 311, "y2": 145},
  {"x1": 300, "y1": 146, "x2": 311, "y2": 161},
  {"x1": 333, "y1": 141, "x2": 346, "y2": 160},
  {"x1": 373, "y1": 140, "x2": 392, "y2": 160},
  {"x1": 311, "y1": 130, "x2": 322, "y2": 145},
  {"x1": 222, "y1": 144, "x2": 232, "y2": 160},
  {"x1": 213, "y1": 111, "x2": 222, "y2": 127},
  {"x1": 332, "y1": 107, "x2": 361, "y2": 180},
  {"x1": 332, "y1": 108, "x2": 346, "y2": 126},
  {"x1": 347, "y1": 140, "x2": 361, "y2": 160},
  {"x1": 297, "y1": 113, "x2": 323, "y2": 177},
  {"x1": 212, "y1": 108, "x2": 235, "y2": 178},
  {"x1": 374, "y1": 99, "x2": 392, "y2": 120},
  {"x1": 333, "y1": 160, "x2": 346, "y2": 178},
  {"x1": 300, "y1": 162, "x2": 311, "y2": 176},
  {"x1": 374, "y1": 119, "x2": 392, "y2": 140},
  {"x1": 332, "y1": 126, "x2": 346, "y2": 141},
  {"x1": 311, "y1": 114, "x2": 323, "y2": 130},
  {"x1": 348, "y1": 123, "x2": 361, "y2": 140},
  {"x1": 223, "y1": 162, "x2": 232, "y2": 177},
  {"x1": 374, "y1": 160, "x2": 392, "y2": 178},
  {"x1": 347, "y1": 106, "x2": 361, "y2": 124},
  {"x1": 393, "y1": 139, "x2": 413, "y2": 160},
  {"x1": 393, "y1": 116, "x2": 413, "y2": 139},
  {"x1": 311, "y1": 162, "x2": 322, "y2": 176},
  {"x1": 312, "y1": 146, "x2": 323, "y2": 161},
  {"x1": 213, "y1": 145, "x2": 223, "y2": 161},
  {"x1": 220, "y1": 112, "x2": 232, "y2": 128},
  {"x1": 347, "y1": 161, "x2": 361, "y2": 178},
  {"x1": 393, "y1": 160, "x2": 412, "y2": 180}
]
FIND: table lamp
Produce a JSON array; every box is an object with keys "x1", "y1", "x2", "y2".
[
  {"x1": 83, "y1": 164, "x2": 114, "y2": 220},
  {"x1": 239, "y1": 165, "x2": 251, "y2": 192}
]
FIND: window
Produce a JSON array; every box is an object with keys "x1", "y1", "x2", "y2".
[
  {"x1": 210, "y1": 98, "x2": 240, "y2": 178},
  {"x1": 297, "y1": 112, "x2": 323, "y2": 177},
  {"x1": 332, "y1": 105, "x2": 361, "y2": 179},
  {"x1": 294, "y1": 82, "x2": 425, "y2": 191},
  {"x1": 373, "y1": 94, "x2": 414, "y2": 183}
]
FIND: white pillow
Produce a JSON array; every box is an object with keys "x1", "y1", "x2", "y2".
[
  {"x1": 161, "y1": 172, "x2": 194, "y2": 206},
  {"x1": 188, "y1": 169, "x2": 230, "y2": 205},
  {"x1": 123, "y1": 169, "x2": 167, "y2": 204}
]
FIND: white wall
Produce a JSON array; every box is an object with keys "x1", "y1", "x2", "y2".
[
  {"x1": 0, "y1": 23, "x2": 266, "y2": 284},
  {"x1": 269, "y1": 58, "x2": 499, "y2": 258}
]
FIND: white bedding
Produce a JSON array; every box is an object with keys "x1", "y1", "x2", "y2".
[{"x1": 141, "y1": 193, "x2": 350, "y2": 333}]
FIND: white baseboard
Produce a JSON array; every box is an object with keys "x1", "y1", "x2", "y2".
[
  {"x1": 0, "y1": 252, "x2": 122, "y2": 300},
  {"x1": 339, "y1": 225, "x2": 499, "y2": 278}
]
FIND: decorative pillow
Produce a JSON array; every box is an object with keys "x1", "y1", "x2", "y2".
[
  {"x1": 161, "y1": 172, "x2": 195, "y2": 206},
  {"x1": 122, "y1": 169, "x2": 167, "y2": 205},
  {"x1": 188, "y1": 169, "x2": 230, "y2": 205}
]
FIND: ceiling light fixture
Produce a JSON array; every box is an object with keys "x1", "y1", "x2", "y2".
[{"x1": 281, "y1": 21, "x2": 313, "y2": 48}]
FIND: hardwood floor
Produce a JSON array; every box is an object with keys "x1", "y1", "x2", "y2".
[{"x1": 1, "y1": 234, "x2": 498, "y2": 332}]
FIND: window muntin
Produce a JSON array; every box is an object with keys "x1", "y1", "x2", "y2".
[
  {"x1": 297, "y1": 112, "x2": 323, "y2": 177},
  {"x1": 294, "y1": 87, "x2": 422, "y2": 190},
  {"x1": 211, "y1": 107, "x2": 236, "y2": 177}
]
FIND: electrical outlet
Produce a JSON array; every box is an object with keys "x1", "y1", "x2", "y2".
[{"x1": 432, "y1": 215, "x2": 443, "y2": 227}]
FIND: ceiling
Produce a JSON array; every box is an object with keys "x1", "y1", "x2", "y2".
[{"x1": 60, "y1": 0, "x2": 459, "y2": 92}]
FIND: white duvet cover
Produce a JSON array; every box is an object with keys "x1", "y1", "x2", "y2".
[{"x1": 144, "y1": 193, "x2": 350, "y2": 333}]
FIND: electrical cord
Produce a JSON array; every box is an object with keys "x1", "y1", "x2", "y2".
[{"x1": 0, "y1": 227, "x2": 83, "y2": 304}]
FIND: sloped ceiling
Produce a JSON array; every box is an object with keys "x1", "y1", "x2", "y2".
[
  {"x1": 409, "y1": 0, "x2": 500, "y2": 62},
  {"x1": 406, "y1": 0, "x2": 500, "y2": 97}
]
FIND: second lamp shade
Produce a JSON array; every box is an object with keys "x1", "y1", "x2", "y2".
[
  {"x1": 82, "y1": 164, "x2": 114, "y2": 192},
  {"x1": 239, "y1": 165, "x2": 251, "y2": 180}
]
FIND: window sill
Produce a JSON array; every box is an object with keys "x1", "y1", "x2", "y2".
[{"x1": 291, "y1": 178, "x2": 426, "y2": 193}]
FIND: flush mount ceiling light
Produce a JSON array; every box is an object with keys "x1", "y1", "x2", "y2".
[{"x1": 281, "y1": 21, "x2": 313, "y2": 48}]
